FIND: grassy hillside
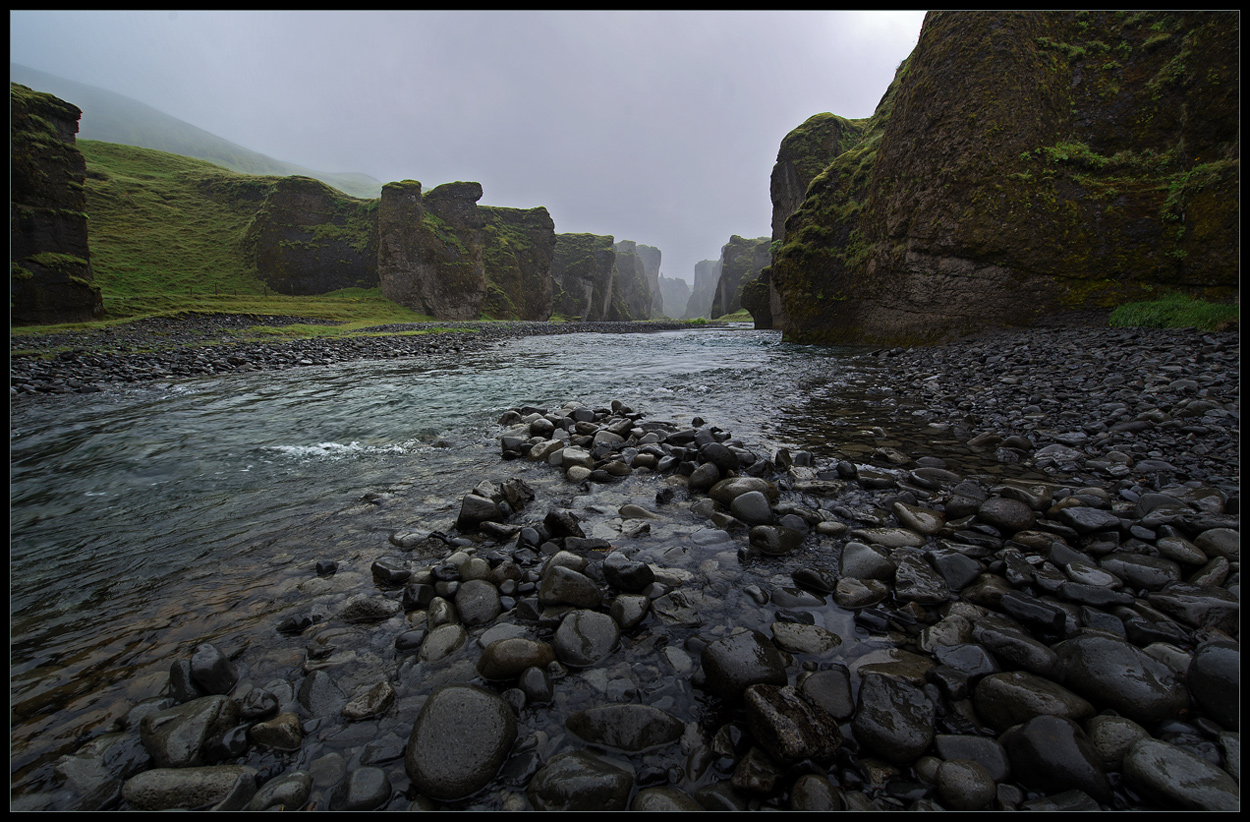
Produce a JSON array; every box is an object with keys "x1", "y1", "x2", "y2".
[
  {"x1": 69, "y1": 140, "x2": 430, "y2": 326},
  {"x1": 10, "y1": 63, "x2": 383, "y2": 199}
]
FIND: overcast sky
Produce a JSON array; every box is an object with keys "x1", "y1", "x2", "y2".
[{"x1": 11, "y1": 10, "x2": 926, "y2": 283}]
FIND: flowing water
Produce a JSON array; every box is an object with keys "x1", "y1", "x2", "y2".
[{"x1": 9, "y1": 325, "x2": 1028, "y2": 803}]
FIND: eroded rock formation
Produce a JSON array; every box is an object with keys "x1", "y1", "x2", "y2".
[
  {"x1": 711, "y1": 235, "x2": 771, "y2": 320},
  {"x1": 768, "y1": 10, "x2": 1239, "y2": 344},
  {"x1": 612, "y1": 241, "x2": 656, "y2": 321},
  {"x1": 249, "y1": 176, "x2": 378, "y2": 296},
  {"x1": 658, "y1": 273, "x2": 691, "y2": 319},
  {"x1": 10, "y1": 82, "x2": 103, "y2": 324}
]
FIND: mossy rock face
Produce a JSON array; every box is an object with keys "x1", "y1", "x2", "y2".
[
  {"x1": 10, "y1": 83, "x2": 102, "y2": 324},
  {"x1": 551, "y1": 233, "x2": 618, "y2": 321},
  {"x1": 250, "y1": 176, "x2": 378, "y2": 296},
  {"x1": 480, "y1": 205, "x2": 557, "y2": 320},
  {"x1": 377, "y1": 180, "x2": 488, "y2": 320},
  {"x1": 769, "y1": 11, "x2": 1239, "y2": 345}
]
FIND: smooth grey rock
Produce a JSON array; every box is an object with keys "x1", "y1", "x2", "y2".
[
  {"x1": 770, "y1": 622, "x2": 841, "y2": 656},
  {"x1": 566, "y1": 704, "x2": 684, "y2": 752},
  {"x1": 342, "y1": 681, "x2": 395, "y2": 721},
  {"x1": 973, "y1": 671, "x2": 1093, "y2": 732},
  {"x1": 1187, "y1": 641, "x2": 1239, "y2": 731},
  {"x1": 528, "y1": 751, "x2": 633, "y2": 810},
  {"x1": 1123, "y1": 738, "x2": 1239, "y2": 810},
  {"x1": 418, "y1": 623, "x2": 468, "y2": 663},
  {"x1": 123, "y1": 765, "x2": 256, "y2": 811},
  {"x1": 328, "y1": 766, "x2": 392, "y2": 811},
  {"x1": 630, "y1": 786, "x2": 703, "y2": 810},
  {"x1": 139, "y1": 695, "x2": 240, "y2": 769},
  {"x1": 852, "y1": 673, "x2": 935, "y2": 765},
  {"x1": 553, "y1": 609, "x2": 619, "y2": 667},
  {"x1": 840, "y1": 541, "x2": 896, "y2": 580},
  {"x1": 701, "y1": 629, "x2": 788, "y2": 701},
  {"x1": 936, "y1": 759, "x2": 996, "y2": 810},
  {"x1": 1004, "y1": 715, "x2": 1111, "y2": 805},
  {"x1": 1084, "y1": 715, "x2": 1149, "y2": 771},
  {"x1": 247, "y1": 712, "x2": 302, "y2": 751},
  {"x1": 454, "y1": 579, "x2": 502, "y2": 627},
  {"x1": 405, "y1": 685, "x2": 517, "y2": 801},
  {"x1": 1054, "y1": 635, "x2": 1189, "y2": 726},
  {"x1": 539, "y1": 565, "x2": 602, "y2": 609},
  {"x1": 246, "y1": 769, "x2": 313, "y2": 811},
  {"x1": 977, "y1": 497, "x2": 1036, "y2": 533},
  {"x1": 477, "y1": 637, "x2": 556, "y2": 680},
  {"x1": 189, "y1": 643, "x2": 238, "y2": 696},
  {"x1": 730, "y1": 490, "x2": 773, "y2": 525}
]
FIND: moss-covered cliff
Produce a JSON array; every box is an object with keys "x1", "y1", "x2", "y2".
[
  {"x1": 249, "y1": 176, "x2": 378, "y2": 296},
  {"x1": 683, "y1": 258, "x2": 721, "y2": 319},
  {"x1": 770, "y1": 10, "x2": 1239, "y2": 345},
  {"x1": 10, "y1": 82, "x2": 103, "y2": 324},
  {"x1": 552, "y1": 233, "x2": 618, "y2": 321},
  {"x1": 480, "y1": 205, "x2": 557, "y2": 320}
]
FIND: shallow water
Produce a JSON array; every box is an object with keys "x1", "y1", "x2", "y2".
[{"x1": 8, "y1": 326, "x2": 1041, "y2": 804}]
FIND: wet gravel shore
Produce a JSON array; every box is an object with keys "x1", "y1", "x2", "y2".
[
  {"x1": 10, "y1": 318, "x2": 1240, "y2": 810},
  {"x1": 9, "y1": 317, "x2": 724, "y2": 397}
]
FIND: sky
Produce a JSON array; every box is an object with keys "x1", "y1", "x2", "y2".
[{"x1": 10, "y1": 10, "x2": 926, "y2": 284}]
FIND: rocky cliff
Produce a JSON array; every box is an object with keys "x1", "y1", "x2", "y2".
[
  {"x1": 10, "y1": 82, "x2": 103, "y2": 324},
  {"x1": 480, "y1": 205, "x2": 558, "y2": 320},
  {"x1": 683, "y1": 258, "x2": 721, "y2": 319},
  {"x1": 768, "y1": 10, "x2": 1239, "y2": 345},
  {"x1": 551, "y1": 233, "x2": 619, "y2": 321},
  {"x1": 711, "y1": 235, "x2": 772, "y2": 319},
  {"x1": 658, "y1": 273, "x2": 691, "y2": 319},
  {"x1": 613, "y1": 240, "x2": 656, "y2": 320},
  {"x1": 376, "y1": 181, "x2": 558, "y2": 321},
  {"x1": 634, "y1": 243, "x2": 663, "y2": 317},
  {"x1": 249, "y1": 176, "x2": 378, "y2": 296}
]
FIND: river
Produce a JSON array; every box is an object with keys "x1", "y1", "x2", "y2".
[{"x1": 9, "y1": 325, "x2": 1022, "y2": 804}]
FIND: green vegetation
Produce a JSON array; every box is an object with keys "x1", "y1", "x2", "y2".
[
  {"x1": 714, "y1": 309, "x2": 753, "y2": 322},
  {"x1": 1109, "y1": 293, "x2": 1238, "y2": 331}
]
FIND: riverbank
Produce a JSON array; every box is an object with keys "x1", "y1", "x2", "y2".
[
  {"x1": 10, "y1": 321, "x2": 1239, "y2": 810},
  {"x1": 9, "y1": 317, "x2": 726, "y2": 397}
]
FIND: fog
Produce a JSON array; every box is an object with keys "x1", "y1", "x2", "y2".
[{"x1": 10, "y1": 10, "x2": 926, "y2": 282}]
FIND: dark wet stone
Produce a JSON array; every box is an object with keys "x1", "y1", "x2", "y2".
[
  {"x1": 1055, "y1": 506, "x2": 1122, "y2": 534},
  {"x1": 1147, "y1": 582, "x2": 1240, "y2": 634},
  {"x1": 700, "y1": 629, "x2": 788, "y2": 701},
  {"x1": 1004, "y1": 715, "x2": 1111, "y2": 805},
  {"x1": 743, "y1": 683, "x2": 840, "y2": 764},
  {"x1": 247, "y1": 712, "x2": 302, "y2": 752},
  {"x1": 246, "y1": 769, "x2": 312, "y2": 811},
  {"x1": 1054, "y1": 634, "x2": 1190, "y2": 726},
  {"x1": 370, "y1": 558, "x2": 411, "y2": 587},
  {"x1": 527, "y1": 751, "x2": 633, "y2": 810},
  {"x1": 454, "y1": 579, "x2": 502, "y2": 627},
  {"x1": 730, "y1": 490, "x2": 773, "y2": 525},
  {"x1": 518, "y1": 666, "x2": 554, "y2": 704},
  {"x1": 933, "y1": 734, "x2": 1010, "y2": 782},
  {"x1": 799, "y1": 666, "x2": 854, "y2": 720},
  {"x1": 566, "y1": 704, "x2": 684, "y2": 752},
  {"x1": 477, "y1": 638, "x2": 557, "y2": 680},
  {"x1": 852, "y1": 673, "x2": 935, "y2": 765},
  {"x1": 788, "y1": 773, "x2": 844, "y2": 810},
  {"x1": 553, "y1": 609, "x2": 619, "y2": 667},
  {"x1": 602, "y1": 551, "x2": 655, "y2": 592},
  {"x1": 405, "y1": 685, "x2": 516, "y2": 801},
  {"x1": 538, "y1": 564, "x2": 602, "y2": 609},
  {"x1": 122, "y1": 765, "x2": 256, "y2": 811},
  {"x1": 456, "y1": 493, "x2": 504, "y2": 531},
  {"x1": 139, "y1": 695, "x2": 241, "y2": 769},
  {"x1": 748, "y1": 524, "x2": 805, "y2": 555},
  {"x1": 1123, "y1": 738, "x2": 1240, "y2": 810},
  {"x1": 972, "y1": 671, "x2": 1093, "y2": 732},
  {"x1": 936, "y1": 758, "x2": 997, "y2": 810},
  {"x1": 630, "y1": 786, "x2": 703, "y2": 810},
  {"x1": 543, "y1": 507, "x2": 586, "y2": 539},
  {"x1": 1186, "y1": 641, "x2": 1239, "y2": 731},
  {"x1": 1100, "y1": 553, "x2": 1182, "y2": 591},
  {"x1": 328, "y1": 766, "x2": 391, "y2": 811},
  {"x1": 189, "y1": 644, "x2": 238, "y2": 696},
  {"x1": 894, "y1": 553, "x2": 951, "y2": 604},
  {"x1": 976, "y1": 497, "x2": 1036, "y2": 534},
  {"x1": 297, "y1": 670, "x2": 346, "y2": 718}
]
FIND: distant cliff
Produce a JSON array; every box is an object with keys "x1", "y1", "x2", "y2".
[
  {"x1": 612, "y1": 240, "x2": 656, "y2": 320},
  {"x1": 550, "y1": 235, "x2": 659, "y2": 322},
  {"x1": 10, "y1": 82, "x2": 102, "y2": 324},
  {"x1": 768, "y1": 10, "x2": 1239, "y2": 344},
  {"x1": 683, "y1": 258, "x2": 721, "y2": 319},
  {"x1": 711, "y1": 235, "x2": 771, "y2": 319},
  {"x1": 658, "y1": 273, "x2": 690, "y2": 319}
]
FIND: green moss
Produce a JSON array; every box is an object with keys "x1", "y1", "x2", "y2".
[{"x1": 1109, "y1": 293, "x2": 1238, "y2": 330}]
